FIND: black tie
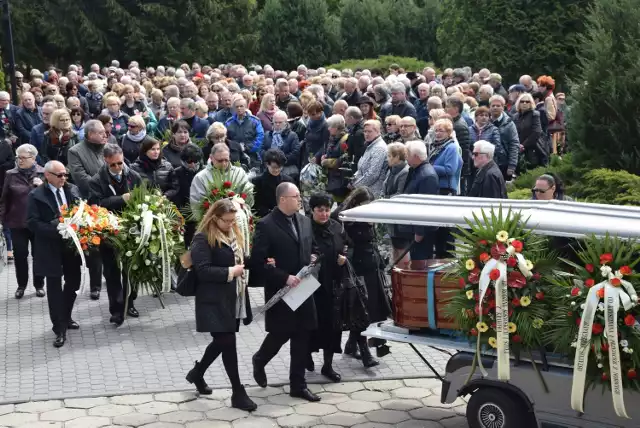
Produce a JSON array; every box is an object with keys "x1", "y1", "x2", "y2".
[
  {"x1": 287, "y1": 216, "x2": 298, "y2": 240},
  {"x1": 56, "y1": 189, "x2": 64, "y2": 207}
]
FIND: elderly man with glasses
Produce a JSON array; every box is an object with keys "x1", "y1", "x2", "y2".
[{"x1": 467, "y1": 140, "x2": 507, "y2": 199}]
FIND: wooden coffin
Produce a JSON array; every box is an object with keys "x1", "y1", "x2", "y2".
[{"x1": 391, "y1": 259, "x2": 463, "y2": 331}]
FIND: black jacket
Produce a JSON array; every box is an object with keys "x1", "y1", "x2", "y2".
[
  {"x1": 162, "y1": 143, "x2": 199, "y2": 169},
  {"x1": 402, "y1": 161, "x2": 439, "y2": 237},
  {"x1": 453, "y1": 115, "x2": 472, "y2": 176},
  {"x1": 468, "y1": 160, "x2": 507, "y2": 199},
  {"x1": 88, "y1": 164, "x2": 142, "y2": 213},
  {"x1": 202, "y1": 139, "x2": 248, "y2": 169},
  {"x1": 339, "y1": 90, "x2": 362, "y2": 107},
  {"x1": 347, "y1": 120, "x2": 366, "y2": 169},
  {"x1": 251, "y1": 171, "x2": 293, "y2": 218},
  {"x1": 262, "y1": 128, "x2": 301, "y2": 167},
  {"x1": 379, "y1": 100, "x2": 417, "y2": 127},
  {"x1": 120, "y1": 135, "x2": 155, "y2": 165},
  {"x1": 0, "y1": 138, "x2": 15, "y2": 192},
  {"x1": 27, "y1": 183, "x2": 82, "y2": 277},
  {"x1": 514, "y1": 109, "x2": 544, "y2": 167},
  {"x1": 39, "y1": 131, "x2": 79, "y2": 167},
  {"x1": 303, "y1": 121, "x2": 330, "y2": 165},
  {"x1": 131, "y1": 157, "x2": 179, "y2": 202},
  {"x1": 174, "y1": 165, "x2": 201, "y2": 210},
  {"x1": 191, "y1": 232, "x2": 252, "y2": 333},
  {"x1": 14, "y1": 107, "x2": 42, "y2": 146},
  {"x1": 250, "y1": 208, "x2": 317, "y2": 333}
]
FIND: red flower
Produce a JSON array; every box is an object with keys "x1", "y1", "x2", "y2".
[
  {"x1": 571, "y1": 287, "x2": 580, "y2": 297},
  {"x1": 585, "y1": 264, "x2": 594, "y2": 273},
  {"x1": 491, "y1": 243, "x2": 507, "y2": 260},
  {"x1": 489, "y1": 269, "x2": 500, "y2": 281},
  {"x1": 479, "y1": 252, "x2": 491, "y2": 263},
  {"x1": 507, "y1": 257, "x2": 517, "y2": 268},
  {"x1": 478, "y1": 240, "x2": 488, "y2": 246},
  {"x1": 468, "y1": 268, "x2": 480, "y2": 284},
  {"x1": 600, "y1": 253, "x2": 613, "y2": 265},
  {"x1": 507, "y1": 271, "x2": 527, "y2": 289},
  {"x1": 535, "y1": 292, "x2": 545, "y2": 300},
  {"x1": 212, "y1": 188, "x2": 219, "y2": 195},
  {"x1": 610, "y1": 278, "x2": 621, "y2": 287},
  {"x1": 625, "y1": 314, "x2": 636, "y2": 326},
  {"x1": 485, "y1": 288, "x2": 493, "y2": 297},
  {"x1": 512, "y1": 335, "x2": 522, "y2": 343},
  {"x1": 512, "y1": 297, "x2": 521, "y2": 307},
  {"x1": 597, "y1": 288, "x2": 605, "y2": 299},
  {"x1": 567, "y1": 311, "x2": 573, "y2": 317},
  {"x1": 340, "y1": 142, "x2": 348, "y2": 152},
  {"x1": 592, "y1": 323, "x2": 604, "y2": 335},
  {"x1": 628, "y1": 369, "x2": 637, "y2": 380},
  {"x1": 228, "y1": 191, "x2": 235, "y2": 197},
  {"x1": 223, "y1": 181, "x2": 232, "y2": 188},
  {"x1": 576, "y1": 317, "x2": 582, "y2": 326},
  {"x1": 601, "y1": 342, "x2": 609, "y2": 352},
  {"x1": 458, "y1": 278, "x2": 466, "y2": 287},
  {"x1": 491, "y1": 322, "x2": 496, "y2": 329},
  {"x1": 532, "y1": 272, "x2": 542, "y2": 281},
  {"x1": 585, "y1": 278, "x2": 595, "y2": 288},
  {"x1": 508, "y1": 308, "x2": 513, "y2": 317},
  {"x1": 114, "y1": 229, "x2": 119, "y2": 235},
  {"x1": 470, "y1": 328, "x2": 478, "y2": 336},
  {"x1": 241, "y1": 193, "x2": 248, "y2": 199},
  {"x1": 488, "y1": 299, "x2": 496, "y2": 309},
  {"x1": 203, "y1": 201, "x2": 210, "y2": 210},
  {"x1": 511, "y1": 240, "x2": 523, "y2": 252},
  {"x1": 620, "y1": 265, "x2": 632, "y2": 276},
  {"x1": 602, "y1": 373, "x2": 609, "y2": 381}
]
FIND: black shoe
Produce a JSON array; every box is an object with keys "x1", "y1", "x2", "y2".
[
  {"x1": 90, "y1": 290, "x2": 100, "y2": 300},
  {"x1": 358, "y1": 338, "x2": 380, "y2": 368},
  {"x1": 376, "y1": 344, "x2": 391, "y2": 358},
  {"x1": 53, "y1": 334, "x2": 65, "y2": 348},
  {"x1": 290, "y1": 388, "x2": 321, "y2": 402},
  {"x1": 231, "y1": 385, "x2": 257, "y2": 411},
  {"x1": 306, "y1": 354, "x2": 315, "y2": 372},
  {"x1": 67, "y1": 320, "x2": 80, "y2": 330},
  {"x1": 321, "y1": 366, "x2": 341, "y2": 383},
  {"x1": 35, "y1": 288, "x2": 46, "y2": 298},
  {"x1": 109, "y1": 315, "x2": 124, "y2": 327},
  {"x1": 127, "y1": 307, "x2": 139, "y2": 318},
  {"x1": 344, "y1": 337, "x2": 361, "y2": 360},
  {"x1": 185, "y1": 360, "x2": 212, "y2": 395},
  {"x1": 14, "y1": 288, "x2": 25, "y2": 299},
  {"x1": 252, "y1": 354, "x2": 267, "y2": 388}
]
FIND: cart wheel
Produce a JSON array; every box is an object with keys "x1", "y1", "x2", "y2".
[{"x1": 466, "y1": 388, "x2": 529, "y2": 428}]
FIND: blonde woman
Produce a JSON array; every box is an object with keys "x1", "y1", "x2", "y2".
[
  {"x1": 513, "y1": 93, "x2": 544, "y2": 168},
  {"x1": 186, "y1": 199, "x2": 256, "y2": 411},
  {"x1": 39, "y1": 109, "x2": 78, "y2": 165},
  {"x1": 257, "y1": 93, "x2": 278, "y2": 132},
  {"x1": 103, "y1": 95, "x2": 129, "y2": 139}
]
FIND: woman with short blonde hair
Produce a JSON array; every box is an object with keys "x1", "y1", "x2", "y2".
[
  {"x1": 257, "y1": 93, "x2": 278, "y2": 132},
  {"x1": 40, "y1": 109, "x2": 78, "y2": 165},
  {"x1": 514, "y1": 93, "x2": 544, "y2": 167}
]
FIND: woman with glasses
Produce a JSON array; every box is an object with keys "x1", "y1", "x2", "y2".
[
  {"x1": 251, "y1": 148, "x2": 293, "y2": 218},
  {"x1": 382, "y1": 114, "x2": 401, "y2": 144},
  {"x1": 39, "y1": 109, "x2": 79, "y2": 166},
  {"x1": 203, "y1": 122, "x2": 248, "y2": 170},
  {"x1": 97, "y1": 114, "x2": 119, "y2": 146},
  {"x1": 103, "y1": 95, "x2": 129, "y2": 140},
  {"x1": 131, "y1": 138, "x2": 178, "y2": 202},
  {"x1": 120, "y1": 116, "x2": 154, "y2": 164},
  {"x1": 513, "y1": 93, "x2": 544, "y2": 170},
  {"x1": 0, "y1": 144, "x2": 45, "y2": 299},
  {"x1": 70, "y1": 107, "x2": 86, "y2": 142},
  {"x1": 249, "y1": 85, "x2": 267, "y2": 115},
  {"x1": 531, "y1": 173, "x2": 571, "y2": 201}
]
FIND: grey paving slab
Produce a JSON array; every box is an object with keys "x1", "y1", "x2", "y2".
[{"x1": 0, "y1": 261, "x2": 449, "y2": 403}]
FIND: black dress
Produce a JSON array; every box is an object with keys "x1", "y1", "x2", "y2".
[{"x1": 310, "y1": 218, "x2": 346, "y2": 353}]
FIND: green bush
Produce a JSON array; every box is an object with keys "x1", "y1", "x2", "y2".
[
  {"x1": 571, "y1": 169, "x2": 640, "y2": 205},
  {"x1": 325, "y1": 55, "x2": 435, "y2": 72},
  {"x1": 508, "y1": 188, "x2": 532, "y2": 200},
  {"x1": 510, "y1": 154, "x2": 584, "y2": 191}
]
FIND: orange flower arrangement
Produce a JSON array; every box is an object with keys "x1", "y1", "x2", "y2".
[{"x1": 58, "y1": 201, "x2": 119, "y2": 253}]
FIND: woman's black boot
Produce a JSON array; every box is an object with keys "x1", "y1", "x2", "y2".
[
  {"x1": 358, "y1": 337, "x2": 380, "y2": 368},
  {"x1": 321, "y1": 350, "x2": 342, "y2": 382},
  {"x1": 185, "y1": 360, "x2": 213, "y2": 395},
  {"x1": 343, "y1": 331, "x2": 361, "y2": 359},
  {"x1": 231, "y1": 385, "x2": 257, "y2": 411}
]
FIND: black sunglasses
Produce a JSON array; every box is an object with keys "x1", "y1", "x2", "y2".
[
  {"x1": 532, "y1": 187, "x2": 551, "y2": 194},
  {"x1": 50, "y1": 172, "x2": 69, "y2": 178},
  {"x1": 109, "y1": 161, "x2": 124, "y2": 168}
]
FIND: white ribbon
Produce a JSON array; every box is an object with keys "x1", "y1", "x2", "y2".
[
  {"x1": 58, "y1": 201, "x2": 87, "y2": 295},
  {"x1": 571, "y1": 275, "x2": 638, "y2": 418},
  {"x1": 135, "y1": 206, "x2": 171, "y2": 294}
]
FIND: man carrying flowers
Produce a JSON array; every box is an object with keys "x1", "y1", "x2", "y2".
[{"x1": 89, "y1": 144, "x2": 142, "y2": 326}]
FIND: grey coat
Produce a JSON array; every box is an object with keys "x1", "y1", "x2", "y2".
[
  {"x1": 383, "y1": 161, "x2": 409, "y2": 238},
  {"x1": 67, "y1": 141, "x2": 105, "y2": 198},
  {"x1": 352, "y1": 137, "x2": 388, "y2": 198}
]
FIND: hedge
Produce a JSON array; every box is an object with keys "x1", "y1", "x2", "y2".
[{"x1": 325, "y1": 56, "x2": 435, "y2": 72}]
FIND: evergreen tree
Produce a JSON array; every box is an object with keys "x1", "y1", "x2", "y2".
[
  {"x1": 339, "y1": 0, "x2": 391, "y2": 59},
  {"x1": 568, "y1": 0, "x2": 640, "y2": 174}
]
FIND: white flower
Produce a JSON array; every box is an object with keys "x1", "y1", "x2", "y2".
[
  {"x1": 623, "y1": 347, "x2": 630, "y2": 353},
  {"x1": 125, "y1": 251, "x2": 133, "y2": 257},
  {"x1": 601, "y1": 265, "x2": 612, "y2": 277},
  {"x1": 571, "y1": 301, "x2": 576, "y2": 306},
  {"x1": 621, "y1": 340, "x2": 629, "y2": 348},
  {"x1": 598, "y1": 363, "x2": 603, "y2": 368},
  {"x1": 133, "y1": 215, "x2": 140, "y2": 221},
  {"x1": 629, "y1": 348, "x2": 634, "y2": 354},
  {"x1": 598, "y1": 303, "x2": 605, "y2": 312},
  {"x1": 145, "y1": 259, "x2": 151, "y2": 266},
  {"x1": 507, "y1": 238, "x2": 515, "y2": 244},
  {"x1": 571, "y1": 342, "x2": 577, "y2": 348},
  {"x1": 580, "y1": 303, "x2": 586, "y2": 310},
  {"x1": 179, "y1": 235, "x2": 184, "y2": 242},
  {"x1": 507, "y1": 246, "x2": 516, "y2": 255},
  {"x1": 565, "y1": 294, "x2": 571, "y2": 298},
  {"x1": 525, "y1": 260, "x2": 534, "y2": 270},
  {"x1": 144, "y1": 195, "x2": 150, "y2": 202},
  {"x1": 132, "y1": 265, "x2": 138, "y2": 270},
  {"x1": 145, "y1": 242, "x2": 149, "y2": 246},
  {"x1": 141, "y1": 203, "x2": 149, "y2": 211},
  {"x1": 135, "y1": 237, "x2": 141, "y2": 244}
]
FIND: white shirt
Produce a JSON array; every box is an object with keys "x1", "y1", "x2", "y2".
[{"x1": 48, "y1": 183, "x2": 67, "y2": 212}]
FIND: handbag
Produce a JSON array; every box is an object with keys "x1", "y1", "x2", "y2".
[
  {"x1": 175, "y1": 252, "x2": 197, "y2": 297},
  {"x1": 334, "y1": 260, "x2": 370, "y2": 331}
]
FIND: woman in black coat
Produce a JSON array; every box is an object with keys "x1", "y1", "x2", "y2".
[
  {"x1": 173, "y1": 144, "x2": 203, "y2": 248},
  {"x1": 186, "y1": 199, "x2": 256, "y2": 411},
  {"x1": 513, "y1": 93, "x2": 545, "y2": 169},
  {"x1": 251, "y1": 149, "x2": 293, "y2": 218},
  {"x1": 308, "y1": 193, "x2": 347, "y2": 382},
  {"x1": 302, "y1": 101, "x2": 330, "y2": 168},
  {"x1": 131, "y1": 138, "x2": 179, "y2": 202},
  {"x1": 336, "y1": 187, "x2": 391, "y2": 367}
]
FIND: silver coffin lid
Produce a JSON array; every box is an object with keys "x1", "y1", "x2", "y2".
[{"x1": 338, "y1": 195, "x2": 640, "y2": 239}]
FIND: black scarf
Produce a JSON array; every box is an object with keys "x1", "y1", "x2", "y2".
[
  {"x1": 429, "y1": 138, "x2": 453, "y2": 162},
  {"x1": 139, "y1": 153, "x2": 161, "y2": 171}
]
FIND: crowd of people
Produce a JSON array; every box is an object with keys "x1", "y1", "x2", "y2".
[{"x1": 0, "y1": 60, "x2": 570, "y2": 411}]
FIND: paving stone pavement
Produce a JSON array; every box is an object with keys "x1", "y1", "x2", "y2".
[
  {"x1": 0, "y1": 263, "x2": 452, "y2": 404},
  {"x1": 0, "y1": 378, "x2": 469, "y2": 427}
]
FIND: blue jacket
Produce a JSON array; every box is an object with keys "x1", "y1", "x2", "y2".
[
  {"x1": 214, "y1": 108, "x2": 233, "y2": 124},
  {"x1": 430, "y1": 140, "x2": 463, "y2": 193},
  {"x1": 491, "y1": 113, "x2": 520, "y2": 170},
  {"x1": 29, "y1": 123, "x2": 47, "y2": 150},
  {"x1": 262, "y1": 128, "x2": 300, "y2": 167},
  {"x1": 414, "y1": 99, "x2": 429, "y2": 138},
  {"x1": 469, "y1": 123, "x2": 504, "y2": 166},
  {"x1": 225, "y1": 114, "x2": 264, "y2": 154},
  {"x1": 190, "y1": 116, "x2": 209, "y2": 139},
  {"x1": 14, "y1": 107, "x2": 42, "y2": 146},
  {"x1": 402, "y1": 161, "x2": 439, "y2": 236}
]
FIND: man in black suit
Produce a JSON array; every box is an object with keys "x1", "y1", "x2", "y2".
[
  {"x1": 27, "y1": 160, "x2": 82, "y2": 348},
  {"x1": 251, "y1": 182, "x2": 320, "y2": 402},
  {"x1": 88, "y1": 144, "x2": 142, "y2": 326}
]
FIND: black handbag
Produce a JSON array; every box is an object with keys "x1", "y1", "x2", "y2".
[
  {"x1": 334, "y1": 260, "x2": 370, "y2": 331},
  {"x1": 175, "y1": 252, "x2": 197, "y2": 297}
]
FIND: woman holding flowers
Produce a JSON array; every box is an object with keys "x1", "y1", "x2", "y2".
[
  {"x1": 186, "y1": 199, "x2": 256, "y2": 411},
  {"x1": 321, "y1": 114, "x2": 350, "y2": 201},
  {"x1": 131, "y1": 138, "x2": 179, "y2": 202}
]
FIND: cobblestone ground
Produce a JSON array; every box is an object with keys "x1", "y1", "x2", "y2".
[
  {"x1": 0, "y1": 378, "x2": 469, "y2": 427},
  {"x1": 0, "y1": 263, "x2": 452, "y2": 404}
]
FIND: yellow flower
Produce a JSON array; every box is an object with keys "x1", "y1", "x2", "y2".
[
  {"x1": 465, "y1": 259, "x2": 476, "y2": 270},
  {"x1": 520, "y1": 296, "x2": 531, "y2": 307},
  {"x1": 525, "y1": 260, "x2": 534, "y2": 270},
  {"x1": 532, "y1": 318, "x2": 544, "y2": 329},
  {"x1": 488, "y1": 337, "x2": 497, "y2": 348},
  {"x1": 476, "y1": 322, "x2": 489, "y2": 333},
  {"x1": 496, "y1": 230, "x2": 509, "y2": 243},
  {"x1": 508, "y1": 322, "x2": 517, "y2": 333},
  {"x1": 466, "y1": 290, "x2": 474, "y2": 300}
]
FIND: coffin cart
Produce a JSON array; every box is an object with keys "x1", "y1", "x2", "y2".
[{"x1": 339, "y1": 195, "x2": 640, "y2": 428}]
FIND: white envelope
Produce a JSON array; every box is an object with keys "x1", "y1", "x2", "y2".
[{"x1": 282, "y1": 274, "x2": 321, "y2": 311}]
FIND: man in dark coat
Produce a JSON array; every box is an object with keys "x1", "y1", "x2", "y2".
[
  {"x1": 14, "y1": 92, "x2": 42, "y2": 147},
  {"x1": 27, "y1": 160, "x2": 82, "y2": 348},
  {"x1": 468, "y1": 140, "x2": 508, "y2": 199},
  {"x1": 345, "y1": 107, "x2": 366, "y2": 169},
  {"x1": 89, "y1": 144, "x2": 143, "y2": 325},
  {"x1": 446, "y1": 96, "x2": 472, "y2": 194},
  {"x1": 251, "y1": 182, "x2": 320, "y2": 402},
  {"x1": 379, "y1": 82, "x2": 417, "y2": 130}
]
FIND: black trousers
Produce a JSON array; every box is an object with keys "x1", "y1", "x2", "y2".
[
  {"x1": 46, "y1": 256, "x2": 81, "y2": 336},
  {"x1": 101, "y1": 245, "x2": 136, "y2": 316},
  {"x1": 10, "y1": 228, "x2": 44, "y2": 290},
  {"x1": 254, "y1": 331, "x2": 309, "y2": 390},
  {"x1": 86, "y1": 250, "x2": 103, "y2": 292}
]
